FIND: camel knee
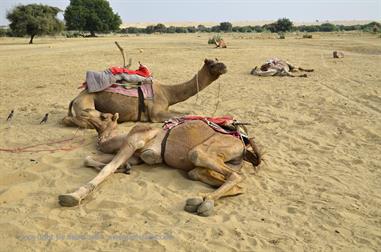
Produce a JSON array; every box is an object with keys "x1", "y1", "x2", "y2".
[
  {"x1": 140, "y1": 149, "x2": 162, "y2": 165},
  {"x1": 188, "y1": 149, "x2": 205, "y2": 166},
  {"x1": 188, "y1": 168, "x2": 202, "y2": 181}
]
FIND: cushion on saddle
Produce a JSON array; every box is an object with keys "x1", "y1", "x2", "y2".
[
  {"x1": 82, "y1": 64, "x2": 153, "y2": 93},
  {"x1": 163, "y1": 115, "x2": 248, "y2": 142},
  {"x1": 103, "y1": 83, "x2": 154, "y2": 99}
]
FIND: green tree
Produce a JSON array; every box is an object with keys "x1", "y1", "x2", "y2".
[
  {"x1": 319, "y1": 23, "x2": 337, "y2": 32},
  {"x1": 64, "y1": 0, "x2": 121, "y2": 36},
  {"x1": 6, "y1": 4, "x2": 63, "y2": 44},
  {"x1": 274, "y1": 18, "x2": 293, "y2": 32},
  {"x1": 219, "y1": 22, "x2": 233, "y2": 32}
]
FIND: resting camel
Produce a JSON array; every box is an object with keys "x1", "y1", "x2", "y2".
[
  {"x1": 58, "y1": 112, "x2": 261, "y2": 216},
  {"x1": 333, "y1": 51, "x2": 344, "y2": 58},
  {"x1": 250, "y1": 58, "x2": 314, "y2": 77},
  {"x1": 63, "y1": 59, "x2": 227, "y2": 128},
  {"x1": 214, "y1": 38, "x2": 227, "y2": 48}
]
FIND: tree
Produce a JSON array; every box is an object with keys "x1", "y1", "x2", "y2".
[
  {"x1": 220, "y1": 22, "x2": 233, "y2": 32},
  {"x1": 64, "y1": 0, "x2": 121, "y2": 36},
  {"x1": 154, "y1": 23, "x2": 166, "y2": 33},
  {"x1": 274, "y1": 18, "x2": 293, "y2": 32},
  {"x1": 6, "y1": 4, "x2": 63, "y2": 44},
  {"x1": 319, "y1": 23, "x2": 337, "y2": 32}
]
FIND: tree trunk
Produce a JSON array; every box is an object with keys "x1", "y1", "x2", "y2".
[{"x1": 29, "y1": 34, "x2": 35, "y2": 44}]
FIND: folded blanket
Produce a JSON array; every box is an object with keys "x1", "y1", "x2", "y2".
[{"x1": 85, "y1": 64, "x2": 153, "y2": 93}]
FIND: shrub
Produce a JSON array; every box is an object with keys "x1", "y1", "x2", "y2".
[
  {"x1": 208, "y1": 34, "x2": 222, "y2": 44},
  {"x1": 303, "y1": 34, "x2": 313, "y2": 38}
]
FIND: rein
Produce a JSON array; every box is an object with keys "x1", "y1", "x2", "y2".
[{"x1": 0, "y1": 128, "x2": 86, "y2": 153}]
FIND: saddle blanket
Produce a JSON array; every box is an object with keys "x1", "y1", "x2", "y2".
[
  {"x1": 163, "y1": 115, "x2": 248, "y2": 142},
  {"x1": 85, "y1": 64, "x2": 152, "y2": 93},
  {"x1": 104, "y1": 83, "x2": 154, "y2": 99}
]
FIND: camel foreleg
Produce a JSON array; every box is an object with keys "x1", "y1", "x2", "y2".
[{"x1": 59, "y1": 142, "x2": 137, "y2": 207}]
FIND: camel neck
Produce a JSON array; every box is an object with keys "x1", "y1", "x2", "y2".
[{"x1": 161, "y1": 68, "x2": 218, "y2": 106}]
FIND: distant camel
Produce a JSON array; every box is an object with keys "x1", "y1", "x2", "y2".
[
  {"x1": 58, "y1": 113, "x2": 261, "y2": 216},
  {"x1": 214, "y1": 38, "x2": 227, "y2": 48},
  {"x1": 251, "y1": 58, "x2": 314, "y2": 77},
  {"x1": 333, "y1": 51, "x2": 344, "y2": 58},
  {"x1": 63, "y1": 59, "x2": 227, "y2": 128}
]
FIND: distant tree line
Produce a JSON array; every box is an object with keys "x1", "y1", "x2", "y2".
[
  {"x1": 1, "y1": 2, "x2": 380, "y2": 44},
  {"x1": 119, "y1": 19, "x2": 381, "y2": 34}
]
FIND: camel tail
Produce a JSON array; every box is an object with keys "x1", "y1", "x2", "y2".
[
  {"x1": 244, "y1": 138, "x2": 262, "y2": 167},
  {"x1": 67, "y1": 99, "x2": 74, "y2": 117}
]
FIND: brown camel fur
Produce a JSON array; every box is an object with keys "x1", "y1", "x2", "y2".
[
  {"x1": 58, "y1": 112, "x2": 261, "y2": 216},
  {"x1": 62, "y1": 59, "x2": 227, "y2": 128},
  {"x1": 251, "y1": 58, "x2": 314, "y2": 77}
]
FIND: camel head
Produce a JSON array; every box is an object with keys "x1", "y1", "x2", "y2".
[
  {"x1": 83, "y1": 111, "x2": 119, "y2": 142},
  {"x1": 203, "y1": 58, "x2": 227, "y2": 78}
]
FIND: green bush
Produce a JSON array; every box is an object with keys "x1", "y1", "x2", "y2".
[
  {"x1": 208, "y1": 34, "x2": 222, "y2": 44},
  {"x1": 303, "y1": 34, "x2": 313, "y2": 38}
]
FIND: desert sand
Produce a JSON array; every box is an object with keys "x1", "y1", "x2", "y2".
[{"x1": 0, "y1": 32, "x2": 380, "y2": 251}]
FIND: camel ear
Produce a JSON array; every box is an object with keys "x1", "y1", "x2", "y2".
[
  {"x1": 112, "y1": 113, "x2": 119, "y2": 122},
  {"x1": 204, "y1": 58, "x2": 213, "y2": 65}
]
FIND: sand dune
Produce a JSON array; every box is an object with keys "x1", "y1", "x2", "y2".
[{"x1": 0, "y1": 32, "x2": 380, "y2": 251}]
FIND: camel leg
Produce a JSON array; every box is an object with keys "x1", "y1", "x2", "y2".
[
  {"x1": 185, "y1": 135, "x2": 244, "y2": 216},
  {"x1": 188, "y1": 167, "x2": 244, "y2": 196},
  {"x1": 251, "y1": 68, "x2": 278, "y2": 76},
  {"x1": 59, "y1": 125, "x2": 160, "y2": 207},
  {"x1": 62, "y1": 115, "x2": 94, "y2": 128},
  {"x1": 298, "y1": 67, "x2": 314, "y2": 72},
  {"x1": 150, "y1": 110, "x2": 186, "y2": 123},
  {"x1": 84, "y1": 154, "x2": 142, "y2": 173}
]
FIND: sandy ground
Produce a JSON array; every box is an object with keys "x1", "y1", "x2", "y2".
[{"x1": 0, "y1": 32, "x2": 380, "y2": 251}]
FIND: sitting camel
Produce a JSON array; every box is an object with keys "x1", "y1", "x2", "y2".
[
  {"x1": 58, "y1": 112, "x2": 261, "y2": 216},
  {"x1": 250, "y1": 58, "x2": 314, "y2": 77},
  {"x1": 63, "y1": 59, "x2": 227, "y2": 128},
  {"x1": 214, "y1": 38, "x2": 227, "y2": 48}
]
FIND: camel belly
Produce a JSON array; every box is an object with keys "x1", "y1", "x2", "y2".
[
  {"x1": 94, "y1": 92, "x2": 143, "y2": 122},
  {"x1": 163, "y1": 121, "x2": 216, "y2": 171}
]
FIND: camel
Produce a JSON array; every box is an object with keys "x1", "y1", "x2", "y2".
[
  {"x1": 333, "y1": 51, "x2": 344, "y2": 58},
  {"x1": 58, "y1": 112, "x2": 261, "y2": 216},
  {"x1": 250, "y1": 58, "x2": 314, "y2": 77},
  {"x1": 62, "y1": 59, "x2": 227, "y2": 128},
  {"x1": 214, "y1": 38, "x2": 227, "y2": 48}
]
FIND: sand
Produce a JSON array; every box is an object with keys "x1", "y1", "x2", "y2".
[{"x1": 0, "y1": 32, "x2": 380, "y2": 251}]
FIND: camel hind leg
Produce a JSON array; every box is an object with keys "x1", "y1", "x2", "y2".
[
  {"x1": 62, "y1": 92, "x2": 101, "y2": 128},
  {"x1": 188, "y1": 167, "x2": 244, "y2": 197},
  {"x1": 184, "y1": 134, "x2": 245, "y2": 216}
]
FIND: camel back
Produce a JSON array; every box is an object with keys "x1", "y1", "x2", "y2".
[{"x1": 164, "y1": 120, "x2": 216, "y2": 171}]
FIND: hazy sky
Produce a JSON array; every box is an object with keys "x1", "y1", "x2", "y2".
[{"x1": 1, "y1": 0, "x2": 380, "y2": 26}]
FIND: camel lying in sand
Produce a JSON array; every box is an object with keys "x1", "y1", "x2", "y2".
[
  {"x1": 333, "y1": 51, "x2": 344, "y2": 58},
  {"x1": 214, "y1": 38, "x2": 227, "y2": 48},
  {"x1": 251, "y1": 58, "x2": 314, "y2": 77},
  {"x1": 58, "y1": 112, "x2": 261, "y2": 216},
  {"x1": 63, "y1": 59, "x2": 227, "y2": 128}
]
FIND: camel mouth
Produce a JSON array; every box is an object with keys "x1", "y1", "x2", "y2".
[{"x1": 212, "y1": 62, "x2": 227, "y2": 76}]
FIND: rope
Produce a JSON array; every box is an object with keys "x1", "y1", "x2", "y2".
[
  {"x1": 0, "y1": 128, "x2": 87, "y2": 153},
  {"x1": 212, "y1": 81, "x2": 222, "y2": 116},
  {"x1": 195, "y1": 72, "x2": 200, "y2": 103}
]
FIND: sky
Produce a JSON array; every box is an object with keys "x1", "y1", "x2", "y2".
[{"x1": 0, "y1": 0, "x2": 380, "y2": 26}]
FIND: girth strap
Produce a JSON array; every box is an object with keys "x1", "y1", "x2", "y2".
[
  {"x1": 160, "y1": 128, "x2": 172, "y2": 165},
  {"x1": 137, "y1": 83, "x2": 146, "y2": 121}
]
